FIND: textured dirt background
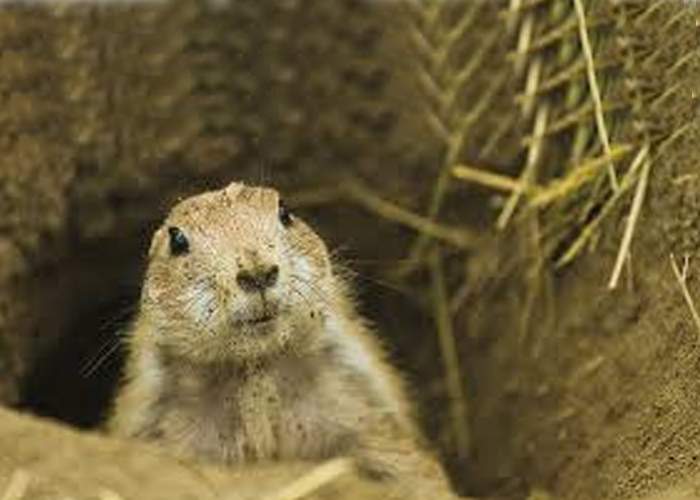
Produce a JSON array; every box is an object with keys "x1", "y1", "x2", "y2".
[{"x1": 0, "y1": 1, "x2": 698, "y2": 499}]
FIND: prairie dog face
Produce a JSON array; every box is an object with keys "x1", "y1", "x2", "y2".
[{"x1": 141, "y1": 182, "x2": 333, "y2": 364}]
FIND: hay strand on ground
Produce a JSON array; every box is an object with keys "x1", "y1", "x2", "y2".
[
  {"x1": 99, "y1": 489, "x2": 126, "y2": 500},
  {"x1": 259, "y1": 459, "x2": 353, "y2": 500},
  {"x1": 1, "y1": 469, "x2": 30, "y2": 500}
]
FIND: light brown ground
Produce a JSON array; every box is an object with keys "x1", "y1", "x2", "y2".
[{"x1": 0, "y1": 407, "x2": 401, "y2": 500}]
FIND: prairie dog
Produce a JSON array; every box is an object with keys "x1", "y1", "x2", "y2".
[{"x1": 109, "y1": 181, "x2": 454, "y2": 495}]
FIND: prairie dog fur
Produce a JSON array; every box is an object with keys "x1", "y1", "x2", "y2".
[{"x1": 109, "y1": 181, "x2": 453, "y2": 494}]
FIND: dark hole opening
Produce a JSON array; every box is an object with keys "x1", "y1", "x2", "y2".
[
  {"x1": 17, "y1": 236, "x2": 146, "y2": 429},
  {"x1": 19, "y1": 294, "x2": 133, "y2": 428}
]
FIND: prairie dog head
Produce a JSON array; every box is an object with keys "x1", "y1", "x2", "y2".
[{"x1": 140, "y1": 181, "x2": 334, "y2": 364}]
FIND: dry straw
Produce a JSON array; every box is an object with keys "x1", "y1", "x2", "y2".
[
  {"x1": 670, "y1": 254, "x2": 700, "y2": 341},
  {"x1": 430, "y1": 249, "x2": 470, "y2": 460},
  {"x1": 0, "y1": 470, "x2": 30, "y2": 500},
  {"x1": 573, "y1": 0, "x2": 619, "y2": 191},
  {"x1": 398, "y1": 1, "x2": 507, "y2": 275},
  {"x1": 607, "y1": 145, "x2": 651, "y2": 289},
  {"x1": 259, "y1": 459, "x2": 353, "y2": 500}
]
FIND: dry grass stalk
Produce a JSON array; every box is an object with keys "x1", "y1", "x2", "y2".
[
  {"x1": 502, "y1": 0, "x2": 551, "y2": 18},
  {"x1": 559, "y1": 7, "x2": 593, "y2": 167},
  {"x1": 479, "y1": 109, "x2": 518, "y2": 160},
  {"x1": 555, "y1": 143, "x2": 648, "y2": 267},
  {"x1": 443, "y1": 30, "x2": 501, "y2": 112},
  {"x1": 519, "y1": 213, "x2": 550, "y2": 354},
  {"x1": 539, "y1": 56, "x2": 618, "y2": 95},
  {"x1": 608, "y1": 144, "x2": 651, "y2": 289},
  {"x1": 567, "y1": 355, "x2": 606, "y2": 387},
  {"x1": 515, "y1": 58, "x2": 584, "y2": 100},
  {"x1": 521, "y1": 56, "x2": 543, "y2": 117},
  {"x1": 99, "y1": 489, "x2": 126, "y2": 500},
  {"x1": 506, "y1": 0, "x2": 524, "y2": 35},
  {"x1": 657, "y1": 122, "x2": 692, "y2": 156},
  {"x1": 452, "y1": 164, "x2": 522, "y2": 193},
  {"x1": 524, "y1": 15, "x2": 578, "y2": 53},
  {"x1": 669, "y1": 254, "x2": 700, "y2": 340},
  {"x1": 521, "y1": 99, "x2": 628, "y2": 147},
  {"x1": 344, "y1": 180, "x2": 476, "y2": 250},
  {"x1": 398, "y1": 1, "x2": 511, "y2": 277},
  {"x1": 650, "y1": 81, "x2": 683, "y2": 111},
  {"x1": 289, "y1": 180, "x2": 476, "y2": 250},
  {"x1": 259, "y1": 458, "x2": 353, "y2": 500},
  {"x1": 573, "y1": 0, "x2": 619, "y2": 191},
  {"x1": 513, "y1": 9, "x2": 535, "y2": 78},
  {"x1": 497, "y1": 0, "x2": 568, "y2": 229},
  {"x1": 1, "y1": 469, "x2": 30, "y2": 500},
  {"x1": 453, "y1": 144, "x2": 632, "y2": 209},
  {"x1": 530, "y1": 143, "x2": 632, "y2": 207},
  {"x1": 429, "y1": 249, "x2": 470, "y2": 460},
  {"x1": 634, "y1": 0, "x2": 670, "y2": 26},
  {"x1": 497, "y1": 103, "x2": 549, "y2": 229},
  {"x1": 668, "y1": 49, "x2": 694, "y2": 76},
  {"x1": 480, "y1": 0, "x2": 526, "y2": 157}
]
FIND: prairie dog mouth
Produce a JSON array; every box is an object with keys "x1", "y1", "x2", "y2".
[
  {"x1": 232, "y1": 304, "x2": 281, "y2": 329},
  {"x1": 245, "y1": 313, "x2": 276, "y2": 325},
  {"x1": 230, "y1": 295, "x2": 283, "y2": 329}
]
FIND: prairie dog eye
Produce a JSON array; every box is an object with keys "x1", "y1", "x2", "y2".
[
  {"x1": 168, "y1": 226, "x2": 190, "y2": 256},
  {"x1": 278, "y1": 200, "x2": 293, "y2": 228}
]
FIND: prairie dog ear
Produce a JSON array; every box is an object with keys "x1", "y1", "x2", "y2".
[
  {"x1": 148, "y1": 226, "x2": 167, "y2": 259},
  {"x1": 223, "y1": 181, "x2": 245, "y2": 199}
]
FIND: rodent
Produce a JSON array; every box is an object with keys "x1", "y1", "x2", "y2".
[{"x1": 108, "y1": 181, "x2": 455, "y2": 497}]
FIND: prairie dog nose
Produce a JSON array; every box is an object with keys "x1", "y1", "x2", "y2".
[{"x1": 236, "y1": 264, "x2": 279, "y2": 293}]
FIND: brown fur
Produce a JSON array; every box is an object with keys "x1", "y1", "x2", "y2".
[{"x1": 108, "y1": 181, "x2": 454, "y2": 495}]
